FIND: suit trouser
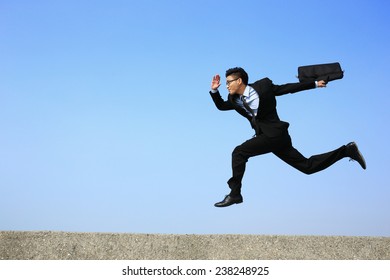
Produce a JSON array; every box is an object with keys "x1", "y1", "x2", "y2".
[{"x1": 227, "y1": 131, "x2": 347, "y2": 196}]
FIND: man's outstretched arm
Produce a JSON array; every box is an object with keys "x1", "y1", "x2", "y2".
[
  {"x1": 209, "y1": 74, "x2": 235, "y2": 111},
  {"x1": 273, "y1": 80, "x2": 327, "y2": 96}
]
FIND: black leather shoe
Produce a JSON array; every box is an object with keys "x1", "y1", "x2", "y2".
[
  {"x1": 346, "y1": 142, "x2": 366, "y2": 170},
  {"x1": 214, "y1": 194, "x2": 243, "y2": 207}
]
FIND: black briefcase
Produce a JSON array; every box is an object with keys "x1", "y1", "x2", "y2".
[{"x1": 297, "y1": 62, "x2": 344, "y2": 83}]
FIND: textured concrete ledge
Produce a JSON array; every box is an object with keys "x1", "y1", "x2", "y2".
[{"x1": 1, "y1": 231, "x2": 389, "y2": 260}]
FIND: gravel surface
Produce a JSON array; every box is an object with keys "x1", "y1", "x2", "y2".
[{"x1": 1, "y1": 231, "x2": 389, "y2": 260}]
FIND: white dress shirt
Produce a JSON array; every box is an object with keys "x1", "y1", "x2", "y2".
[{"x1": 235, "y1": 85, "x2": 259, "y2": 116}]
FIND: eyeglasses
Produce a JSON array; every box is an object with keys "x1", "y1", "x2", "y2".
[{"x1": 226, "y1": 77, "x2": 240, "y2": 86}]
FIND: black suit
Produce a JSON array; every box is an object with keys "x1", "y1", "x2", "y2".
[{"x1": 210, "y1": 78, "x2": 347, "y2": 196}]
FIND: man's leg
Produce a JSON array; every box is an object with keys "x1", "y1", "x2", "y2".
[
  {"x1": 227, "y1": 135, "x2": 277, "y2": 196},
  {"x1": 273, "y1": 135, "x2": 349, "y2": 174},
  {"x1": 215, "y1": 135, "x2": 276, "y2": 207}
]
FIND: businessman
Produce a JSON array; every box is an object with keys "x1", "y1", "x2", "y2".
[{"x1": 210, "y1": 67, "x2": 366, "y2": 207}]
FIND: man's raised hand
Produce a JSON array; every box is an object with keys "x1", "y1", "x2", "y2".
[{"x1": 211, "y1": 74, "x2": 221, "y2": 90}]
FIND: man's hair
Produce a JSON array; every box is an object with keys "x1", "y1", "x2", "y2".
[{"x1": 225, "y1": 67, "x2": 249, "y2": 85}]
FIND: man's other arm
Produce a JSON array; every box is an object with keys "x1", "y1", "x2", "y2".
[{"x1": 273, "y1": 80, "x2": 327, "y2": 96}]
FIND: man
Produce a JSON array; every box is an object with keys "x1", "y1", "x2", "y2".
[{"x1": 209, "y1": 67, "x2": 366, "y2": 208}]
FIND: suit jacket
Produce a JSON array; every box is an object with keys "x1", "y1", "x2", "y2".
[{"x1": 210, "y1": 78, "x2": 316, "y2": 137}]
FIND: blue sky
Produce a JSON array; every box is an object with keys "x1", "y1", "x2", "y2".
[{"x1": 1, "y1": 0, "x2": 389, "y2": 236}]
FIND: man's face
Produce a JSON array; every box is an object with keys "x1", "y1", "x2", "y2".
[{"x1": 226, "y1": 75, "x2": 241, "y2": 95}]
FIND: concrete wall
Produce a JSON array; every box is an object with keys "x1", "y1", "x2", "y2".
[{"x1": 1, "y1": 231, "x2": 389, "y2": 260}]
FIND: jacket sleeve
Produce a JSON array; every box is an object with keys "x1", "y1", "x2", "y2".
[
  {"x1": 209, "y1": 90, "x2": 235, "y2": 111},
  {"x1": 272, "y1": 81, "x2": 316, "y2": 96}
]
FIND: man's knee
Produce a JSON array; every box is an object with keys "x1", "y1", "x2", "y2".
[
  {"x1": 301, "y1": 169, "x2": 316, "y2": 175},
  {"x1": 232, "y1": 146, "x2": 247, "y2": 160}
]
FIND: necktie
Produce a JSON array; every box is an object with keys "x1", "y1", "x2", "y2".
[
  {"x1": 241, "y1": 96, "x2": 259, "y2": 135},
  {"x1": 241, "y1": 96, "x2": 255, "y2": 117}
]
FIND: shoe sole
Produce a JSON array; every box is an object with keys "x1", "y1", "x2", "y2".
[{"x1": 214, "y1": 200, "x2": 243, "y2": 207}]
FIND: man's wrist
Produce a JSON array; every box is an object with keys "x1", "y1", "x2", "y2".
[{"x1": 211, "y1": 89, "x2": 218, "y2": 93}]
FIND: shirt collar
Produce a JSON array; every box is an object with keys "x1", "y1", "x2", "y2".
[{"x1": 242, "y1": 85, "x2": 252, "y2": 98}]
